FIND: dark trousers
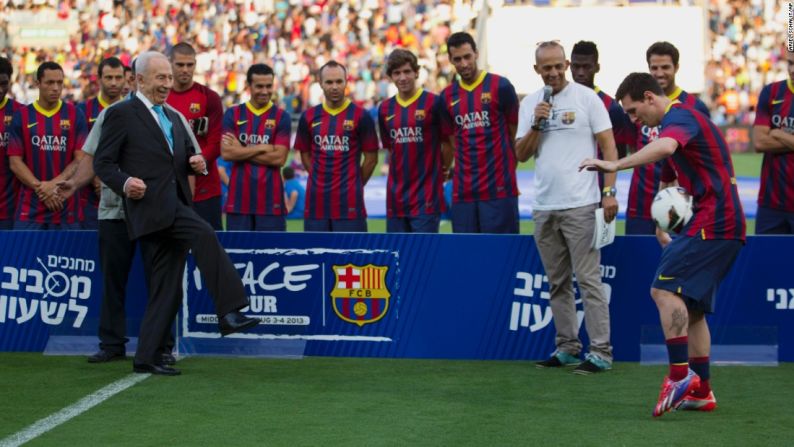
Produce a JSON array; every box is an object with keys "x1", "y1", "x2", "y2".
[
  {"x1": 193, "y1": 195, "x2": 223, "y2": 230},
  {"x1": 98, "y1": 219, "x2": 175, "y2": 355},
  {"x1": 134, "y1": 202, "x2": 248, "y2": 364}
]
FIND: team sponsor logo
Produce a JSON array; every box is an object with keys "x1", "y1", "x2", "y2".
[
  {"x1": 314, "y1": 134, "x2": 350, "y2": 152},
  {"x1": 450, "y1": 99, "x2": 461, "y2": 107},
  {"x1": 60, "y1": 119, "x2": 71, "y2": 130},
  {"x1": 343, "y1": 119, "x2": 355, "y2": 131},
  {"x1": 190, "y1": 102, "x2": 201, "y2": 114},
  {"x1": 385, "y1": 114, "x2": 395, "y2": 121},
  {"x1": 31, "y1": 135, "x2": 68, "y2": 152},
  {"x1": 641, "y1": 125, "x2": 660, "y2": 142},
  {"x1": 414, "y1": 110, "x2": 425, "y2": 121},
  {"x1": 331, "y1": 264, "x2": 390, "y2": 327},
  {"x1": 480, "y1": 92, "x2": 492, "y2": 104},
  {"x1": 771, "y1": 115, "x2": 794, "y2": 132},
  {"x1": 454, "y1": 111, "x2": 490, "y2": 130},
  {"x1": 560, "y1": 111, "x2": 575, "y2": 125},
  {"x1": 265, "y1": 119, "x2": 276, "y2": 129},
  {"x1": 390, "y1": 126, "x2": 423, "y2": 144},
  {"x1": 312, "y1": 120, "x2": 322, "y2": 127},
  {"x1": 238, "y1": 133, "x2": 271, "y2": 145}
]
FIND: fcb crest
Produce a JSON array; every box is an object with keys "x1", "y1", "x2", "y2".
[
  {"x1": 343, "y1": 120, "x2": 355, "y2": 131},
  {"x1": 561, "y1": 111, "x2": 576, "y2": 125},
  {"x1": 414, "y1": 109, "x2": 425, "y2": 121},
  {"x1": 4, "y1": 116, "x2": 11, "y2": 125},
  {"x1": 265, "y1": 119, "x2": 276, "y2": 129},
  {"x1": 330, "y1": 264, "x2": 390, "y2": 327},
  {"x1": 189, "y1": 102, "x2": 201, "y2": 114},
  {"x1": 480, "y1": 92, "x2": 492, "y2": 104},
  {"x1": 60, "y1": 119, "x2": 71, "y2": 130}
]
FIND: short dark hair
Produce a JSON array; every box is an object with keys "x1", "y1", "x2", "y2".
[
  {"x1": 646, "y1": 41, "x2": 679, "y2": 66},
  {"x1": 615, "y1": 72, "x2": 664, "y2": 102},
  {"x1": 386, "y1": 49, "x2": 419, "y2": 76},
  {"x1": 98, "y1": 56, "x2": 123, "y2": 77},
  {"x1": 123, "y1": 64, "x2": 132, "y2": 75},
  {"x1": 246, "y1": 63, "x2": 274, "y2": 85},
  {"x1": 571, "y1": 41, "x2": 598, "y2": 61},
  {"x1": 0, "y1": 56, "x2": 12, "y2": 78},
  {"x1": 170, "y1": 42, "x2": 196, "y2": 59},
  {"x1": 283, "y1": 166, "x2": 295, "y2": 179},
  {"x1": 318, "y1": 60, "x2": 347, "y2": 82},
  {"x1": 36, "y1": 61, "x2": 63, "y2": 81},
  {"x1": 447, "y1": 32, "x2": 476, "y2": 53}
]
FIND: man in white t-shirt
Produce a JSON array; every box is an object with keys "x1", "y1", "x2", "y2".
[{"x1": 515, "y1": 41, "x2": 619, "y2": 375}]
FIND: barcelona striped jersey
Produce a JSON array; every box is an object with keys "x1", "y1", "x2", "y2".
[
  {"x1": 378, "y1": 89, "x2": 446, "y2": 218},
  {"x1": 294, "y1": 100, "x2": 379, "y2": 220},
  {"x1": 624, "y1": 88, "x2": 709, "y2": 219},
  {"x1": 595, "y1": 87, "x2": 634, "y2": 188},
  {"x1": 659, "y1": 102, "x2": 745, "y2": 241},
  {"x1": 222, "y1": 101, "x2": 291, "y2": 216},
  {"x1": 440, "y1": 72, "x2": 519, "y2": 203},
  {"x1": 7, "y1": 100, "x2": 87, "y2": 224},
  {"x1": 753, "y1": 79, "x2": 794, "y2": 212},
  {"x1": 0, "y1": 96, "x2": 22, "y2": 221}
]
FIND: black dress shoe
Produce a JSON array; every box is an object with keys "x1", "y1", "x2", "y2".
[
  {"x1": 87, "y1": 350, "x2": 126, "y2": 363},
  {"x1": 133, "y1": 363, "x2": 181, "y2": 376},
  {"x1": 218, "y1": 311, "x2": 259, "y2": 336},
  {"x1": 160, "y1": 353, "x2": 176, "y2": 366}
]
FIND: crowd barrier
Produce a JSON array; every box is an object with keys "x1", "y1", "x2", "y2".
[{"x1": 1, "y1": 231, "x2": 791, "y2": 363}]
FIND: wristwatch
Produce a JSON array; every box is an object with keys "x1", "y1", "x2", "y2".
[{"x1": 602, "y1": 186, "x2": 617, "y2": 198}]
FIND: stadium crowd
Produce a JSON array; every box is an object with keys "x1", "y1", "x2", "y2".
[
  {"x1": 0, "y1": 0, "x2": 789, "y2": 123},
  {"x1": 0, "y1": 0, "x2": 483, "y2": 113}
]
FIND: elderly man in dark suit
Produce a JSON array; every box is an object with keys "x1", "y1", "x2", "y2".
[{"x1": 94, "y1": 51, "x2": 257, "y2": 376}]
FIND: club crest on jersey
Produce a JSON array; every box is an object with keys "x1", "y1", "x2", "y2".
[
  {"x1": 480, "y1": 92, "x2": 492, "y2": 104},
  {"x1": 265, "y1": 119, "x2": 276, "y2": 129},
  {"x1": 189, "y1": 102, "x2": 201, "y2": 114},
  {"x1": 330, "y1": 264, "x2": 390, "y2": 327},
  {"x1": 343, "y1": 120, "x2": 355, "y2": 131},
  {"x1": 59, "y1": 120, "x2": 71, "y2": 130},
  {"x1": 4, "y1": 116, "x2": 11, "y2": 125},
  {"x1": 415, "y1": 110, "x2": 425, "y2": 121},
  {"x1": 561, "y1": 111, "x2": 575, "y2": 125}
]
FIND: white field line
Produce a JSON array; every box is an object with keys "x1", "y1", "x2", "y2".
[{"x1": 0, "y1": 373, "x2": 149, "y2": 447}]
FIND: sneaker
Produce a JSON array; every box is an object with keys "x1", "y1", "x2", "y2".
[
  {"x1": 572, "y1": 353, "x2": 612, "y2": 375},
  {"x1": 653, "y1": 369, "x2": 701, "y2": 417},
  {"x1": 535, "y1": 351, "x2": 580, "y2": 368},
  {"x1": 676, "y1": 391, "x2": 717, "y2": 412}
]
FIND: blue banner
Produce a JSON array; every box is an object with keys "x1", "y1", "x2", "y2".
[{"x1": 1, "y1": 231, "x2": 792, "y2": 362}]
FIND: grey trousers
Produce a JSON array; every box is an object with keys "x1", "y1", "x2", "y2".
[{"x1": 533, "y1": 203, "x2": 613, "y2": 362}]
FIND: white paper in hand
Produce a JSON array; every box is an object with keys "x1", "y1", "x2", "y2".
[{"x1": 592, "y1": 207, "x2": 616, "y2": 250}]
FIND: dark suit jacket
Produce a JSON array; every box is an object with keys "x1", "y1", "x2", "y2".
[{"x1": 94, "y1": 96, "x2": 197, "y2": 239}]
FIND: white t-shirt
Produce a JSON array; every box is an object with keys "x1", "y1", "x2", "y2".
[{"x1": 517, "y1": 82, "x2": 612, "y2": 211}]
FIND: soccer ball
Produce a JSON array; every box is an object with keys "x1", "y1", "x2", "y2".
[{"x1": 651, "y1": 187, "x2": 693, "y2": 233}]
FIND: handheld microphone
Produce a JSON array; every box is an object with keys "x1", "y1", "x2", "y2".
[{"x1": 537, "y1": 85, "x2": 553, "y2": 130}]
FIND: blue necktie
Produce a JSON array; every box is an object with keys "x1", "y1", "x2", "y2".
[{"x1": 152, "y1": 104, "x2": 174, "y2": 152}]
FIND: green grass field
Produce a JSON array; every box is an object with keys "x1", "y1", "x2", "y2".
[{"x1": 1, "y1": 354, "x2": 792, "y2": 446}]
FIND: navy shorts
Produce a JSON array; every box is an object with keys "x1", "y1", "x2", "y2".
[
  {"x1": 652, "y1": 236, "x2": 743, "y2": 313},
  {"x1": 756, "y1": 206, "x2": 794, "y2": 235},
  {"x1": 451, "y1": 196, "x2": 519, "y2": 234},
  {"x1": 625, "y1": 216, "x2": 656, "y2": 235},
  {"x1": 304, "y1": 218, "x2": 367, "y2": 233},
  {"x1": 226, "y1": 213, "x2": 286, "y2": 231},
  {"x1": 386, "y1": 214, "x2": 440, "y2": 233}
]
